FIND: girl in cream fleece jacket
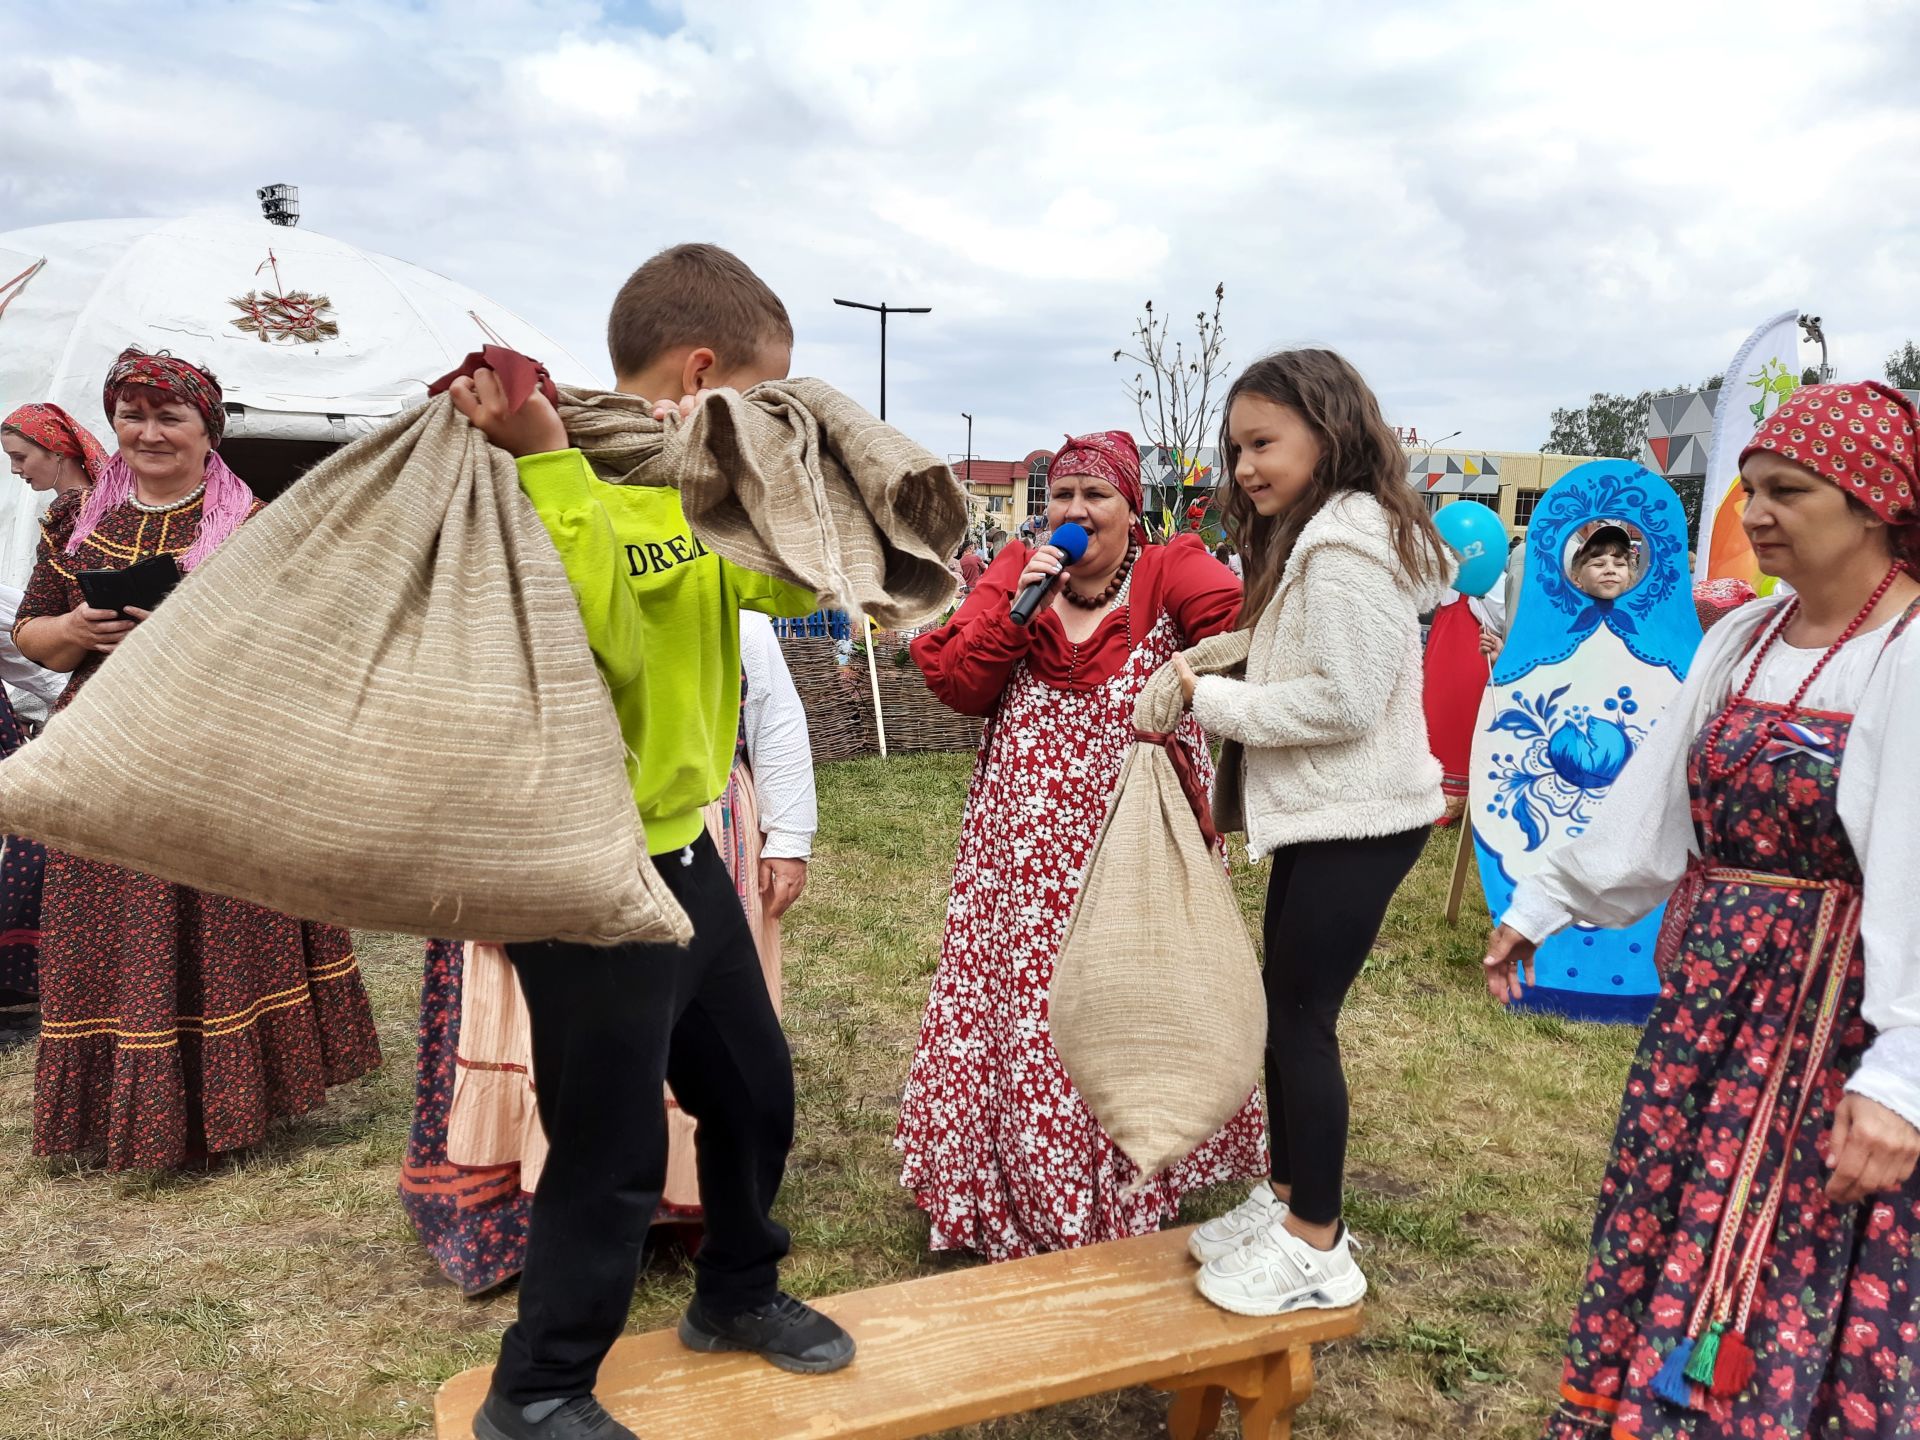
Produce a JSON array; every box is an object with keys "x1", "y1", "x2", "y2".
[{"x1": 1175, "y1": 349, "x2": 1455, "y2": 1320}]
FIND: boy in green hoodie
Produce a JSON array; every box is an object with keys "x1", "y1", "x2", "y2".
[{"x1": 450, "y1": 245, "x2": 849, "y2": 1440}]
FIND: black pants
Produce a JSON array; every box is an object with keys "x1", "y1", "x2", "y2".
[
  {"x1": 1261, "y1": 827, "x2": 1427, "y2": 1226},
  {"x1": 492, "y1": 834, "x2": 794, "y2": 1404}
]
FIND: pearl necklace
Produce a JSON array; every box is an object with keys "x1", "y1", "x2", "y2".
[{"x1": 127, "y1": 482, "x2": 206, "y2": 514}]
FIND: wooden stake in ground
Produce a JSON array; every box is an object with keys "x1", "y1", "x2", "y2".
[
  {"x1": 860, "y1": 609, "x2": 889, "y2": 758},
  {"x1": 1445, "y1": 817, "x2": 1475, "y2": 927}
]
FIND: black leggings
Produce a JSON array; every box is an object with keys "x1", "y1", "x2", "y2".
[{"x1": 1262, "y1": 827, "x2": 1428, "y2": 1225}]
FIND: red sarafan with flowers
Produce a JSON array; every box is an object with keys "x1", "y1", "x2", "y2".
[
  {"x1": 897, "y1": 540, "x2": 1266, "y2": 1259},
  {"x1": 1547, "y1": 613, "x2": 1920, "y2": 1438}
]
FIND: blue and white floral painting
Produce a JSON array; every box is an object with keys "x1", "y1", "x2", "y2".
[{"x1": 1470, "y1": 460, "x2": 1704, "y2": 1023}]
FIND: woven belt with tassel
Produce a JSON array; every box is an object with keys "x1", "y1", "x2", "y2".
[{"x1": 1651, "y1": 868, "x2": 1860, "y2": 1411}]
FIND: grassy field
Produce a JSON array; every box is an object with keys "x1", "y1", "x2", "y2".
[{"x1": 0, "y1": 753, "x2": 1639, "y2": 1439}]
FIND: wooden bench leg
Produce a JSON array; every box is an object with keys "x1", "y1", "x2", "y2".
[
  {"x1": 1165, "y1": 1384, "x2": 1226, "y2": 1439},
  {"x1": 1230, "y1": 1348, "x2": 1315, "y2": 1440}
]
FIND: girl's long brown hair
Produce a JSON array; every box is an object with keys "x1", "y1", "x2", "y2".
[{"x1": 1219, "y1": 348, "x2": 1451, "y2": 629}]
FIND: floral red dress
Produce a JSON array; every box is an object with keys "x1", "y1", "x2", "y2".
[
  {"x1": 897, "y1": 538, "x2": 1269, "y2": 1260},
  {"x1": 1548, "y1": 615, "x2": 1920, "y2": 1437},
  {"x1": 20, "y1": 491, "x2": 381, "y2": 1170}
]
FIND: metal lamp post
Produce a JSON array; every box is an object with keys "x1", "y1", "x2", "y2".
[
  {"x1": 1799, "y1": 314, "x2": 1830, "y2": 382},
  {"x1": 832, "y1": 297, "x2": 929, "y2": 761},
  {"x1": 961, "y1": 411, "x2": 979, "y2": 543},
  {"x1": 833, "y1": 297, "x2": 931, "y2": 421}
]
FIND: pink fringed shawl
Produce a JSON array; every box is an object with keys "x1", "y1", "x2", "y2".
[{"x1": 66, "y1": 452, "x2": 255, "y2": 570}]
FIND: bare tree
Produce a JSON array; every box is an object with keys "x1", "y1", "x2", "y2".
[{"x1": 1115, "y1": 284, "x2": 1229, "y2": 530}]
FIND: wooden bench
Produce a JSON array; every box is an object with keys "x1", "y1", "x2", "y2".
[{"x1": 434, "y1": 1226, "x2": 1362, "y2": 1439}]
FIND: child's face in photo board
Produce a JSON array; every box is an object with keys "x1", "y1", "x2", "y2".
[{"x1": 1573, "y1": 547, "x2": 1633, "y2": 600}]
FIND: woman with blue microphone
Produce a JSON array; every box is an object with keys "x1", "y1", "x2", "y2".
[{"x1": 897, "y1": 430, "x2": 1264, "y2": 1260}]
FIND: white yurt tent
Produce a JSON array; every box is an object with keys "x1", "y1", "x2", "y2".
[{"x1": 0, "y1": 203, "x2": 602, "y2": 587}]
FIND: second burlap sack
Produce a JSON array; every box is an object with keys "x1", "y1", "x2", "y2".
[{"x1": 1048, "y1": 629, "x2": 1265, "y2": 1180}]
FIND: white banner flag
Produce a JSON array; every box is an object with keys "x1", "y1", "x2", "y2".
[{"x1": 1695, "y1": 309, "x2": 1802, "y2": 588}]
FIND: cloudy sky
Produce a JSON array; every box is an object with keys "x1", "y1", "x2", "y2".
[{"x1": 4, "y1": 0, "x2": 1917, "y2": 465}]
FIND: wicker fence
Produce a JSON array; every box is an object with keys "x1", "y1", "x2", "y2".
[{"x1": 776, "y1": 613, "x2": 983, "y2": 762}]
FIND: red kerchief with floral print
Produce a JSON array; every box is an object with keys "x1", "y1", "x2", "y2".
[
  {"x1": 1052, "y1": 430, "x2": 1144, "y2": 515},
  {"x1": 1741, "y1": 380, "x2": 1919, "y2": 529},
  {"x1": 3, "y1": 402, "x2": 110, "y2": 482},
  {"x1": 101, "y1": 348, "x2": 226, "y2": 446}
]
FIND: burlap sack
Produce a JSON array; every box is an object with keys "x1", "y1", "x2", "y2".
[
  {"x1": 1048, "y1": 629, "x2": 1263, "y2": 1179},
  {"x1": 564, "y1": 378, "x2": 965, "y2": 628},
  {"x1": 0, "y1": 377, "x2": 963, "y2": 943}
]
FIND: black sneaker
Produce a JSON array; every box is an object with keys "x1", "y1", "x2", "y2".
[
  {"x1": 678, "y1": 1292, "x2": 855, "y2": 1374},
  {"x1": 473, "y1": 1392, "x2": 637, "y2": 1440}
]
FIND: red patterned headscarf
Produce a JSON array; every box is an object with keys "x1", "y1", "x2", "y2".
[
  {"x1": 2, "y1": 402, "x2": 110, "y2": 483},
  {"x1": 102, "y1": 346, "x2": 227, "y2": 445},
  {"x1": 1741, "y1": 381, "x2": 1919, "y2": 531},
  {"x1": 1051, "y1": 430, "x2": 1147, "y2": 544},
  {"x1": 74, "y1": 347, "x2": 255, "y2": 571}
]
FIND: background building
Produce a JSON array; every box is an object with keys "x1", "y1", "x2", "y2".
[
  {"x1": 1410, "y1": 448, "x2": 1600, "y2": 531},
  {"x1": 1640, "y1": 382, "x2": 1920, "y2": 536},
  {"x1": 958, "y1": 438, "x2": 1602, "y2": 541}
]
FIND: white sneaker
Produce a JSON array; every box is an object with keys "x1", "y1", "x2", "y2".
[
  {"x1": 1196, "y1": 1219, "x2": 1367, "y2": 1316},
  {"x1": 1187, "y1": 1182, "x2": 1290, "y2": 1264}
]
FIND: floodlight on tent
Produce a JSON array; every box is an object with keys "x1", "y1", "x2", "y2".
[{"x1": 257, "y1": 184, "x2": 300, "y2": 228}]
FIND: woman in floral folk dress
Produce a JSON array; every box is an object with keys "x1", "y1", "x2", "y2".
[
  {"x1": 900, "y1": 430, "x2": 1267, "y2": 1261},
  {"x1": 12, "y1": 349, "x2": 380, "y2": 1171},
  {"x1": 1485, "y1": 383, "x2": 1920, "y2": 1439}
]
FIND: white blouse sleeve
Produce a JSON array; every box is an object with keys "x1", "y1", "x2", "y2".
[
  {"x1": 1500, "y1": 615, "x2": 1758, "y2": 942},
  {"x1": 1499, "y1": 693, "x2": 1699, "y2": 941},
  {"x1": 739, "y1": 613, "x2": 818, "y2": 861},
  {"x1": 1838, "y1": 625, "x2": 1920, "y2": 1128},
  {"x1": 0, "y1": 582, "x2": 68, "y2": 723}
]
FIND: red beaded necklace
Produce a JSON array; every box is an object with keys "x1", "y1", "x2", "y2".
[{"x1": 1702, "y1": 561, "x2": 1903, "y2": 780}]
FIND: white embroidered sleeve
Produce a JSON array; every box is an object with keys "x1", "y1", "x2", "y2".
[
  {"x1": 1838, "y1": 626, "x2": 1920, "y2": 1124},
  {"x1": 740, "y1": 613, "x2": 817, "y2": 861},
  {"x1": 1500, "y1": 617, "x2": 1758, "y2": 942}
]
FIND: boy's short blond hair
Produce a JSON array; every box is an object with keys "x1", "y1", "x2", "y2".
[{"x1": 607, "y1": 243, "x2": 793, "y2": 379}]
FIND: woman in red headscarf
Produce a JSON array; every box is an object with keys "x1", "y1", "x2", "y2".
[
  {"x1": 3, "y1": 401, "x2": 108, "y2": 541},
  {"x1": 0, "y1": 404, "x2": 109, "y2": 1005},
  {"x1": 11, "y1": 348, "x2": 381, "y2": 1172},
  {"x1": 896, "y1": 430, "x2": 1267, "y2": 1260},
  {"x1": 1484, "y1": 383, "x2": 1920, "y2": 1439}
]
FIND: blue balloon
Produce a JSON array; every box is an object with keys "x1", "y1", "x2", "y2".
[{"x1": 1433, "y1": 500, "x2": 1506, "y2": 596}]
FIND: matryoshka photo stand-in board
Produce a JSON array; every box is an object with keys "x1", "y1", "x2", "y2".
[{"x1": 1470, "y1": 461, "x2": 1704, "y2": 1023}]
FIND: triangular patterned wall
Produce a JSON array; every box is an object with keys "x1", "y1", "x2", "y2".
[{"x1": 1641, "y1": 384, "x2": 1920, "y2": 480}]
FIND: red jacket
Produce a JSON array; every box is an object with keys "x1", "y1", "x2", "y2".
[{"x1": 912, "y1": 535, "x2": 1242, "y2": 716}]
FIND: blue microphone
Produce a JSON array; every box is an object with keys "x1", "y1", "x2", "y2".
[{"x1": 1009, "y1": 522, "x2": 1090, "y2": 627}]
